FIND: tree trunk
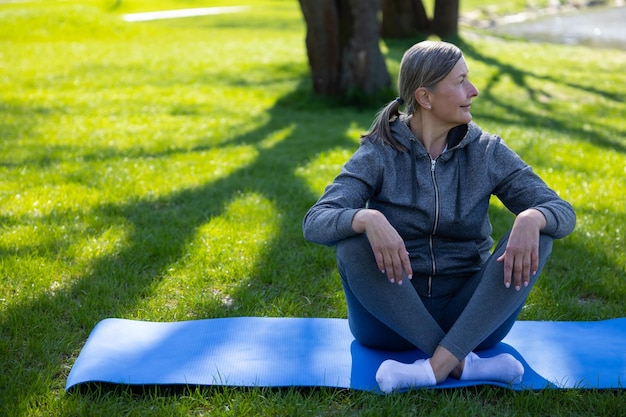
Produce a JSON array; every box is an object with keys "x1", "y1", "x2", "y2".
[
  {"x1": 342, "y1": 0, "x2": 390, "y2": 95},
  {"x1": 299, "y1": 0, "x2": 390, "y2": 97},
  {"x1": 299, "y1": 0, "x2": 341, "y2": 96},
  {"x1": 433, "y1": 0, "x2": 459, "y2": 39},
  {"x1": 381, "y1": 0, "x2": 430, "y2": 38}
]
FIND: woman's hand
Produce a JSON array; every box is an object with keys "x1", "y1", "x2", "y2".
[
  {"x1": 352, "y1": 209, "x2": 412, "y2": 285},
  {"x1": 497, "y1": 209, "x2": 547, "y2": 290}
]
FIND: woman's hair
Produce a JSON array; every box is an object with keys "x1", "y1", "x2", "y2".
[{"x1": 361, "y1": 41, "x2": 463, "y2": 151}]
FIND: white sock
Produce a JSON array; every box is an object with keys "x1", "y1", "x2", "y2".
[
  {"x1": 460, "y1": 352, "x2": 524, "y2": 384},
  {"x1": 376, "y1": 358, "x2": 437, "y2": 393}
]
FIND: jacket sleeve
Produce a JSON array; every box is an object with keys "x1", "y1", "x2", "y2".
[
  {"x1": 302, "y1": 142, "x2": 383, "y2": 246},
  {"x1": 490, "y1": 139, "x2": 576, "y2": 239}
]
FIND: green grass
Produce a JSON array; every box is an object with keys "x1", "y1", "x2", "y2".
[{"x1": 1, "y1": 0, "x2": 625, "y2": 415}]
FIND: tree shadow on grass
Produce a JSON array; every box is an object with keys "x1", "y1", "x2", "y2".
[
  {"x1": 454, "y1": 37, "x2": 625, "y2": 154},
  {"x1": 0, "y1": 80, "x2": 368, "y2": 413}
]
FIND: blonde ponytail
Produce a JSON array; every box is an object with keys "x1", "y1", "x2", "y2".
[{"x1": 360, "y1": 97, "x2": 407, "y2": 151}]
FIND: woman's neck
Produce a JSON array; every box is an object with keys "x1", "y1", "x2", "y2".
[{"x1": 409, "y1": 114, "x2": 449, "y2": 159}]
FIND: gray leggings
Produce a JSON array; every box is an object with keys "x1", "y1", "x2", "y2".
[{"x1": 336, "y1": 232, "x2": 554, "y2": 360}]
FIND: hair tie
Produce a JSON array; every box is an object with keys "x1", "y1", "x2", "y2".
[{"x1": 395, "y1": 97, "x2": 404, "y2": 106}]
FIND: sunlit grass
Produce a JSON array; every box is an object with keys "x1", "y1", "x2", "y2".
[{"x1": 0, "y1": 0, "x2": 625, "y2": 415}]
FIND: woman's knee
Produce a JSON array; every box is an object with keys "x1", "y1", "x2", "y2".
[
  {"x1": 336, "y1": 234, "x2": 371, "y2": 262},
  {"x1": 336, "y1": 235, "x2": 376, "y2": 280}
]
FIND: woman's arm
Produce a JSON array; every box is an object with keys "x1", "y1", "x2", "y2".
[
  {"x1": 302, "y1": 143, "x2": 382, "y2": 246},
  {"x1": 497, "y1": 208, "x2": 546, "y2": 291},
  {"x1": 352, "y1": 209, "x2": 412, "y2": 285},
  {"x1": 490, "y1": 140, "x2": 576, "y2": 289}
]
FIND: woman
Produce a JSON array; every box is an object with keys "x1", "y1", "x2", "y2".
[{"x1": 302, "y1": 41, "x2": 576, "y2": 393}]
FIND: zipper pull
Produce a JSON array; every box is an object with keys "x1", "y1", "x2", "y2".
[{"x1": 430, "y1": 159, "x2": 436, "y2": 172}]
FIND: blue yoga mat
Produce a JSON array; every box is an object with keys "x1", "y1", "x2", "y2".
[{"x1": 66, "y1": 317, "x2": 626, "y2": 392}]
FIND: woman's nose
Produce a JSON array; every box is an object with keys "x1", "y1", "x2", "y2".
[{"x1": 469, "y1": 82, "x2": 479, "y2": 97}]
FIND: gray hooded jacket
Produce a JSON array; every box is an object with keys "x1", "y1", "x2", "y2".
[{"x1": 302, "y1": 118, "x2": 576, "y2": 277}]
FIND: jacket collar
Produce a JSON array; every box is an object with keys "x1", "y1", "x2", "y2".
[{"x1": 391, "y1": 117, "x2": 480, "y2": 154}]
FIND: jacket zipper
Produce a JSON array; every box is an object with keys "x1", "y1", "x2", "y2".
[{"x1": 427, "y1": 158, "x2": 439, "y2": 297}]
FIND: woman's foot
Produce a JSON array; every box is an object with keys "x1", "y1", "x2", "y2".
[
  {"x1": 459, "y1": 352, "x2": 524, "y2": 384},
  {"x1": 376, "y1": 358, "x2": 437, "y2": 393}
]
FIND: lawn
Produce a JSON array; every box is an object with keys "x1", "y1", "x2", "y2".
[{"x1": 0, "y1": 0, "x2": 624, "y2": 415}]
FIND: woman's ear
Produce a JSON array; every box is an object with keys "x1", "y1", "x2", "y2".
[{"x1": 414, "y1": 87, "x2": 432, "y2": 110}]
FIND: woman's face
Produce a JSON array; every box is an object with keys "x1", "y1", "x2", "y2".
[{"x1": 427, "y1": 57, "x2": 479, "y2": 127}]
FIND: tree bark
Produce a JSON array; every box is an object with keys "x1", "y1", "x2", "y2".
[
  {"x1": 299, "y1": 0, "x2": 341, "y2": 96},
  {"x1": 342, "y1": 0, "x2": 390, "y2": 95},
  {"x1": 381, "y1": 0, "x2": 460, "y2": 39},
  {"x1": 381, "y1": 0, "x2": 430, "y2": 38},
  {"x1": 433, "y1": 0, "x2": 459, "y2": 39},
  {"x1": 299, "y1": 0, "x2": 390, "y2": 97}
]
